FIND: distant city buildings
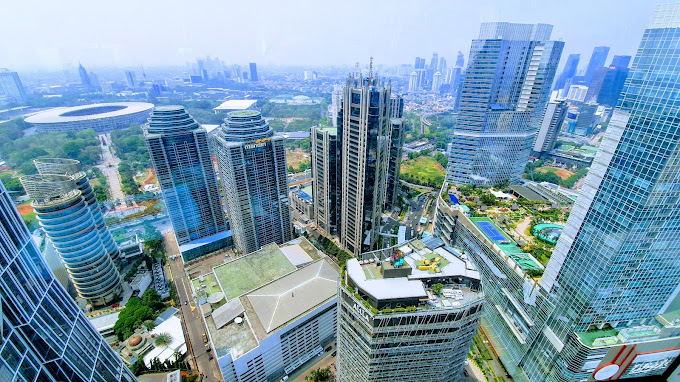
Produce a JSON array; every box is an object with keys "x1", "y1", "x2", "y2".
[
  {"x1": 532, "y1": 100, "x2": 568, "y2": 154},
  {"x1": 249, "y1": 62, "x2": 258, "y2": 81},
  {"x1": 554, "y1": 53, "x2": 580, "y2": 96},
  {"x1": 566, "y1": 84, "x2": 588, "y2": 102},
  {"x1": 79, "y1": 62, "x2": 93, "y2": 90},
  {"x1": 337, "y1": 239, "x2": 484, "y2": 381},
  {"x1": 144, "y1": 106, "x2": 230, "y2": 261},
  {"x1": 125, "y1": 70, "x2": 137, "y2": 88},
  {"x1": 447, "y1": 22, "x2": 563, "y2": 185},
  {"x1": 20, "y1": 161, "x2": 123, "y2": 306},
  {"x1": 212, "y1": 110, "x2": 292, "y2": 255},
  {"x1": 0, "y1": 68, "x2": 27, "y2": 105},
  {"x1": 583, "y1": 46, "x2": 610, "y2": 85},
  {"x1": 0, "y1": 181, "x2": 137, "y2": 381}
]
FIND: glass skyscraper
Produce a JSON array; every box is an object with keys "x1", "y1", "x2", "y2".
[
  {"x1": 436, "y1": 5, "x2": 680, "y2": 381},
  {"x1": 583, "y1": 46, "x2": 610, "y2": 86},
  {"x1": 144, "y1": 106, "x2": 229, "y2": 261},
  {"x1": 212, "y1": 110, "x2": 292, "y2": 255},
  {"x1": 0, "y1": 181, "x2": 136, "y2": 381},
  {"x1": 446, "y1": 22, "x2": 563, "y2": 186}
]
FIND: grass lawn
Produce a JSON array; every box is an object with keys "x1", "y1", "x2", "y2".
[
  {"x1": 400, "y1": 156, "x2": 445, "y2": 187},
  {"x1": 535, "y1": 166, "x2": 574, "y2": 180}
]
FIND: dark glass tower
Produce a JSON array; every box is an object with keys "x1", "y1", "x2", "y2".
[
  {"x1": 0, "y1": 181, "x2": 136, "y2": 381},
  {"x1": 144, "y1": 106, "x2": 229, "y2": 261},
  {"x1": 583, "y1": 46, "x2": 610, "y2": 85}
]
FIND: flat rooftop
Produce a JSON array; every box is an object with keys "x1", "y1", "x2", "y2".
[
  {"x1": 194, "y1": 237, "x2": 339, "y2": 360},
  {"x1": 347, "y1": 239, "x2": 482, "y2": 309},
  {"x1": 213, "y1": 99, "x2": 257, "y2": 111}
]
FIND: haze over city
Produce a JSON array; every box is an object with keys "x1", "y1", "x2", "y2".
[{"x1": 2, "y1": 0, "x2": 653, "y2": 70}]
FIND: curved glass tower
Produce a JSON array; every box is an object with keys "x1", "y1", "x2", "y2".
[
  {"x1": 212, "y1": 110, "x2": 292, "y2": 255},
  {"x1": 21, "y1": 174, "x2": 122, "y2": 306},
  {"x1": 34, "y1": 158, "x2": 120, "y2": 264},
  {"x1": 0, "y1": 181, "x2": 136, "y2": 381},
  {"x1": 144, "y1": 106, "x2": 229, "y2": 261}
]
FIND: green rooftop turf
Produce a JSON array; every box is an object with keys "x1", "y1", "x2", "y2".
[
  {"x1": 213, "y1": 243, "x2": 296, "y2": 300},
  {"x1": 577, "y1": 329, "x2": 619, "y2": 347}
]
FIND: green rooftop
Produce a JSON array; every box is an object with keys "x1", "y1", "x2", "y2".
[
  {"x1": 213, "y1": 243, "x2": 296, "y2": 300},
  {"x1": 470, "y1": 217, "x2": 543, "y2": 271},
  {"x1": 577, "y1": 329, "x2": 619, "y2": 347}
]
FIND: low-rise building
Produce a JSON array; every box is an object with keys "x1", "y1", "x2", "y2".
[
  {"x1": 192, "y1": 237, "x2": 339, "y2": 382},
  {"x1": 290, "y1": 188, "x2": 314, "y2": 220}
]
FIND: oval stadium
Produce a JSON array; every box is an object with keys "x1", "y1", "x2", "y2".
[{"x1": 25, "y1": 102, "x2": 154, "y2": 132}]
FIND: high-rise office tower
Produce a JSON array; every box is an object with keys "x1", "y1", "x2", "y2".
[
  {"x1": 125, "y1": 70, "x2": 136, "y2": 88},
  {"x1": 532, "y1": 100, "x2": 568, "y2": 154},
  {"x1": 20, "y1": 173, "x2": 123, "y2": 306},
  {"x1": 89, "y1": 72, "x2": 102, "y2": 92},
  {"x1": 144, "y1": 106, "x2": 229, "y2": 261},
  {"x1": 431, "y1": 71, "x2": 442, "y2": 93},
  {"x1": 0, "y1": 182, "x2": 137, "y2": 381},
  {"x1": 429, "y1": 52, "x2": 439, "y2": 71},
  {"x1": 213, "y1": 110, "x2": 292, "y2": 255},
  {"x1": 408, "y1": 71, "x2": 419, "y2": 92},
  {"x1": 584, "y1": 66, "x2": 609, "y2": 103},
  {"x1": 572, "y1": 103, "x2": 599, "y2": 136},
  {"x1": 610, "y1": 54, "x2": 632, "y2": 68},
  {"x1": 596, "y1": 64, "x2": 630, "y2": 107},
  {"x1": 311, "y1": 126, "x2": 340, "y2": 237},
  {"x1": 0, "y1": 68, "x2": 27, "y2": 105},
  {"x1": 584, "y1": 46, "x2": 610, "y2": 85},
  {"x1": 339, "y1": 75, "x2": 392, "y2": 255},
  {"x1": 414, "y1": 56, "x2": 422, "y2": 69},
  {"x1": 446, "y1": 22, "x2": 563, "y2": 185},
  {"x1": 249, "y1": 62, "x2": 258, "y2": 81},
  {"x1": 438, "y1": 56, "x2": 447, "y2": 73},
  {"x1": 553, "y1": 53, "x2": 580, "y2": 92},
  {"x1": 436, "y1": 5, "x2": 680, "y2": 381},
  {"x1": 34, "y1": 158, "x2": 121, "y2": 265},
  {"x1": 337, "y1": 241, "x2": 484, "y2": 382},
  {"x1": 455, "y1": 50, "x2": 465, "y2": 67},
  {"x1": 385, "y1": 95, "x2": 405, "y2": 210},
  {"x1": 78, "y1": 63, "x2": 93, "y2": 90}
]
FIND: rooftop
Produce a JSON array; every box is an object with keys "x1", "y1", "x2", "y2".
[
  {"x1": 346, "y1": 239, "x2": 482, "y2": 310},
  {"x1": 469, "y1": 217, "x2": 543, "y2": 271},
  {"x1": 213, "y1": 99, "x2": 257, "y2": 111},
  {"x1": 194, "y1": 237, "x2": 338, "y2": 360}
]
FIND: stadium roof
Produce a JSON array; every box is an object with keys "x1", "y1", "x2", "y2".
[
  {"x1": 25, "y1": 102, "x2": 153, "y2": 123},
  {"x1": 213, "y1": 99, "x2": 257, "y2": 111}
]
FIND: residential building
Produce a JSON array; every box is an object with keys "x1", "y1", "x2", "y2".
[
  {"x1": 20, "y1": 172, "x2": 123, "y2": 306},
  {"x1": 329, "y1": 85, "x2": 342, "y2": 127},
  {"x1": 431, "y1": 71, "x2": 442, "y2": 93},
  {"x1": 144, "y1": 106, "x2": 229, "y2": 261},
  {"x1": 553, "y1": 54, "x2": 580, "y2": 92},
  {"x1": 446, "y1": 22, "x2": 564, "y2": 186},
  {"x1": 339, "y1": 75, "x2": 392, "y2": 255},
  {"x1": 249, "y1": 62, "x2": 258, "y2": 81},
  {"x1": 290, "y1": 188, "x2": 314, "y2": 219},
  {"x1": 435, "y1": 5, "x2": 680, "y2": 380},
  {"x1": 385, "y1": 95, "x2": 405, "y2": 210},
  {"x1": 0, "y1": 68, "x2": 27, "y2": 104},
  {"x1": 337, "y1": 239, "x2": 484, "y2": 382},
  {"x1": 212, "y1": 110, "x2": 292, "y2": 255},
  {"x1": 408, "y1": 71, "x2": 418, "y2": 93},
  {"x1": 194, "y1": 238, "x2": 338, "y2": 382},
  {"x1": 532, "y1": 100, "x2": 568, "y2": 154},
  {"x1": 0, "y1": 181, "x2": 136, "y2": 381},
  {"x1": 583, "y1": 46, "x2": 610, "y2": 85},
  {"x1": 125, "y1": 70, "x2": 136, "y2": 88},
  {"x1": 566, "y1": 84, "x2": 588, "y2": 102},
  {"x1": 311, "y1": 126, "x2": 340, "y2": 237},
  {"x1": 34, "y1": 158, "x2": 120, "y2": 265}
]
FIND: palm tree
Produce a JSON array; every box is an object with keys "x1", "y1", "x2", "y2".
[{"x1": 154, "y1": 332, "x2": 172, "y2": 348}]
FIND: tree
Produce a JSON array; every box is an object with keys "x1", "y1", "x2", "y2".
[
  {"x1": 141, "y1": 289, "x2": 164, "y2": 312},
  {"x1": 434, "y1": 152, "x2": 448, "y2": 168},
  {"x1": 306, "y1": 367, "x2": 331, "y2": 382},
  {"x1": 480, "y1": 192, "x2": 497, "y2": 206},
  {"x1": 431, "y1": 283, "x2": 444, "y2": 295},
  {"x1": 154, "y1": 332, "x2": 172, "y2": 348}
]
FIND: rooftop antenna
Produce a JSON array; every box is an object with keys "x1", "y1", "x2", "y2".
[{"x1": 368, "y1": 56, "x2": 374, "y2": 85}]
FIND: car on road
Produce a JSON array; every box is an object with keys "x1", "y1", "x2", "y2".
[
  {"x1": 331, "y1": 351, "x2": 337, "y2": 357},
  {"x1": 184, "y1": 301, "x2": 188, "y2": 305},
  {"x1": 324, "y1": 346, "x2": 332, "y2": 352}
]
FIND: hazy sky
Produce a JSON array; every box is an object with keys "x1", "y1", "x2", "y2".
[{"x1": 0, "y1": 0, "x2": 655, "y2": 71}]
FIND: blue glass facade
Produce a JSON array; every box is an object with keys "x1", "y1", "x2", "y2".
[
  {"x1": 0, "y1": 182, "x2": 136, "y2": 381},
  {"x1": 447, "y1": 23, "x2": 564, "y2": 186}
]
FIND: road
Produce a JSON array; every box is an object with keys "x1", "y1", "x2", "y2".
[
  {"x1": 97, "y1": 133, "x2": 125, "y2": 202},
  {"x1": 164, "y1": 231, "x2": 222, "y2": 381},
  {"x1": 403, "y1": 192, "x2": 429, "y2": 240}
]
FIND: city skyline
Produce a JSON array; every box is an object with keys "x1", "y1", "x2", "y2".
[{"x1": 1, "y1": 0, "x2": 652, "y2": 71}]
